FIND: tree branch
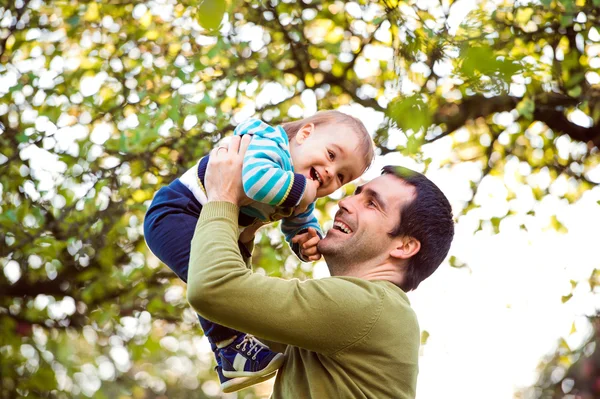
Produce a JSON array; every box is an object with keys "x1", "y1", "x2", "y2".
[
  {"x1": 534, "y1": 106, "x2": 600, "y2": 148},
  {"x1": 266, "y1": 3, "x2": 309, "y2": 78},
  {"x1": 427, "y1": 94, "x2": 598, "y2": 148},
  {"x1": 430, "y1": 95, "x2": 519, "y2": 139}
]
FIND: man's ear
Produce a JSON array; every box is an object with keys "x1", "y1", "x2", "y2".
[
  {"x1": 390, "y1": 237, "x2": 421, "y2": 260},
  {"x1": 294, "y1": 123, "x2": 314, "y2": 144}
]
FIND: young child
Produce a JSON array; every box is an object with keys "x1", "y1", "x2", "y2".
[{"x1": 144, "y1": 110, "x2": 374, "y2": 393}]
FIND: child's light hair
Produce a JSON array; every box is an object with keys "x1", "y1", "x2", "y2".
[{"x1": 281, "y1": 110, "x2": 375, "y2": 171}]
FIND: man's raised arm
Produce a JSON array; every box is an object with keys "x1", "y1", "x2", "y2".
[{"x1": 186, "y1": 136, "x2": 383, "y2": 356}]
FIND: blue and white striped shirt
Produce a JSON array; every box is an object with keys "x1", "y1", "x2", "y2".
[
  {"x1": 237, "y1": 119, "x2": 322, "y2": 250},
  {"x1": 179, "y1": 118, "x2": 322, "y2": 260}
]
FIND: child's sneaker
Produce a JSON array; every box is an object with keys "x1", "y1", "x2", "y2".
[
  {"x1": 216, "y1": 365, "x2": 250, "y2": 394},
  {"x1": 218, "y1": 334, "x2": 285, "y2": 378},
  {"x1": 217, "y1": 365, "x2": 277, "y2": 393}
]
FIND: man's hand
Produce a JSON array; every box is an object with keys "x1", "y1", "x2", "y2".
[
  {"x1": 295, "y1": 179, "x2": 318, "y2": 215},
  {"x1": 292, "y1": 227, "x2": 322, "y2": 262},
  {"x1": 205, "y1": 135, "x2": 253, "y2": 207}
]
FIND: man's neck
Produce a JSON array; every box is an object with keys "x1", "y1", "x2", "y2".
[
  {"x1": 330, "y1": 259, "x2": 405, "y2": 287},
  {"x1": 359, "y1": 266, "x2": 404, "y2": 286}
]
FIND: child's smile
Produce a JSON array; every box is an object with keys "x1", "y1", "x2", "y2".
[{"x1": 310, "y1": 167, "x2": 323, "y2": 187}]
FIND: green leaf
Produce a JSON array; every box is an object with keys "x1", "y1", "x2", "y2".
[
  {"x1": 569, "y1": 322, "x2": 577, "y2": 335},
  {"x1": 405, "y1": 135, "x2": 423, "y2": 155},
  {"x1": 559, "y1": 338, "x2": 571, "y2": 351},
  {"x1": 197, "y1": 0, "x2": 226, "y2": 32},
  {"x1": 517, "y1": 98, "x2": 535, "y2": 119},
  {"x1": 66, "y1": 15, "x2": 80, "y2": 26},
  {"x1": 119, "y1": 131, "x2": 128, "y2": 152},
  {"x1": 460, "y1": 45, "x2": 496, "y2": 76},
  {"x1": 139, "y1": 130, "x2": 161, "y2": 147},
  {"x1": 515, "y1": 8, "x2": 534, "y2": 25},
  {"x1": 567, "y1": 86, "x2": 582, "y2": 97},
  {"x1": 558, "y1": 0, "x2": 575, "y2": 12},
  {"x1": 570, "y1": 280, "x2": 577, "y2": 289},
  {"x1": 560, "y1": 15, "x2": 572, "y2": 28},
  {"x1": 449, "y1": 256, "x2": 468, "y2": 269},
  {"x1": 550, "y1": 215, "x2": 568, "y2": 233},
  {"x1": 2, "y1": 210, "x2": 17, "y2": 223},
  {"x1": 387, "y1": 95, "x2": 431, "y2": 133},
  {"x1": 16, "y1": 133, "x2": 29, "y2": 143}
]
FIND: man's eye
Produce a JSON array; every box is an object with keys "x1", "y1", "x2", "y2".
[
  {"x1": 367, "y1": 200, "x2": 376, "y2": 207},
  {"x1": 328, "y1": 150, "x2": 335, "y2": 160}
]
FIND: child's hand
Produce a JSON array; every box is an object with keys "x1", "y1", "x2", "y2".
[
  {"x1": 292, "y1": 227, "x2": 322, "y2": 262},
  {"x1": 295, "y1": 179, "x2": 318, "y2": 215}
]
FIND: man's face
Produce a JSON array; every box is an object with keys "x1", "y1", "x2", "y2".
[{"x1": 318, "y1": 174, "x2": 417, "y2": 274}]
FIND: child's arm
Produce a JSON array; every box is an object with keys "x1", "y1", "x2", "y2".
[
  {"x1": 236, "y1": 119, "x2": 307, "y2": 209},
  {"x1": 281, "y1": 203, "x2": 323, "y2": 261}
]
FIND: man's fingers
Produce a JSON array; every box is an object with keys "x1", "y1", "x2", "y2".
[
  {"x1": 228, "y1": 135, "x2": 241, "y2": 154},
  {"x1": 211, "y1": 144, "x2": 228, "y2": 159},
  {"x1": 239, "y1": 134, "x2": 252, "y2": 155},
  {"x1": 210, "y1": 147, "x2": 219, "y2": 158}
]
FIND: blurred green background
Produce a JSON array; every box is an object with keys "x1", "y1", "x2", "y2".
[{"x1": 1, "y1": 0, "x2": 600, "y2": 397}]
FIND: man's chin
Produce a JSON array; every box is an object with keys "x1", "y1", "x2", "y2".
[{"x1": 318, "y1": 233, "x2": 349, "y2": 254}]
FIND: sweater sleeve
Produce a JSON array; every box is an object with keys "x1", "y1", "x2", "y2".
[
  {"x1": 236, "y1": 119, "x2": 306, "y2": 208},
  {"x1": 280, "y1": 202, "x2": 323, "y2": 261},
  {"x1": 187, "y1": 202, "x2": 383, "y2": 356}
]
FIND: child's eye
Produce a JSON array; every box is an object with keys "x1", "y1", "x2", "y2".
[
  {"x1": 338, "y1": 174, "x2": 344, "y2": 184},
  {"x1": 328, "y1": 150, "x2": 335, "y2": 161}
]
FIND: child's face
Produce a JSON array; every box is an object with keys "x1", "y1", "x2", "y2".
[{"x1": 289, "y1": 122, "x2": 368, "y2": 198}]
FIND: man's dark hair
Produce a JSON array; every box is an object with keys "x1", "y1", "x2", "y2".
[{"x1": 382, "y1": 166, "x2": 454, "y2": 292}]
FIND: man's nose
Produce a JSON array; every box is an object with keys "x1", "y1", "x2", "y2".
[{"x1": 338, "y1": 196, "x2": 352, "y2": 213}]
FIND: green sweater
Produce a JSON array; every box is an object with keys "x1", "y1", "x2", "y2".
[{"x1": 188, "y1": 202, "x2": 420, "y2": 399}]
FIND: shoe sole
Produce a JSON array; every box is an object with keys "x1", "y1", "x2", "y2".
[
  {"x1": 222, "y1": 352, "x2": 285, "y2": 378},
  {"x1": 221, "y1": 371, "x2": 277, "y2": 393}
]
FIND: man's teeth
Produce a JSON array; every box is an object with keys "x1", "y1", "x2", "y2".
[{"x1": 333, "y1": 221, "x2": 352, "y2": 234}]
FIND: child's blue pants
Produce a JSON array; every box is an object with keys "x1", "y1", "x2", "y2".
[{"x1": 143, "y1": 178, "x2": 241, "y2": 348}]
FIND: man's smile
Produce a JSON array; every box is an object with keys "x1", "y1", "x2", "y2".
[{"x1": 332, "y1": 219, "x2": 353, "y2": 234}]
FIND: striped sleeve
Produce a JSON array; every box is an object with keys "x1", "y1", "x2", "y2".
[
  {"x1": 281, "y1": 202, "x2": 323, "y2": 261},
  {"x1": 238, "y1": 119, "x2": 306, "y2": 207}
]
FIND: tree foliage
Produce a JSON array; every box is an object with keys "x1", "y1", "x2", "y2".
[
  {"x1": 521, "y1": 270, "x2": 600, "y2": 399},
  {"x1": 1, "y1": 0, "x2": 599, "y2": 397}
]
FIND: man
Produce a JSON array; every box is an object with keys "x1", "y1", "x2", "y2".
[{"x1": 187, "y1": 135, "x2": 454, "y2": 398}]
